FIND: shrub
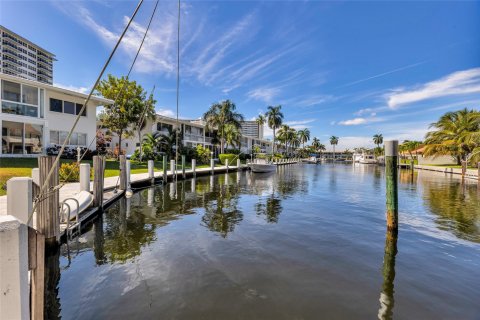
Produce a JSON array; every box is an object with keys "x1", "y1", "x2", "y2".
[
  {"x1": 219, "y1": 153, "x2": 236, "y2": 165},
  {"x1": 59, "y1": 162, "x2": 80, "y2": 182},
  {"x1": 194, "y1": 145, "x2": 211, "y2": 164}
]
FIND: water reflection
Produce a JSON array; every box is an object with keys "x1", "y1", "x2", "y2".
[
  {"x1": 378, "y1": 231, "x2": 397, "y2": 320},
  {"x1": 45, "y1": 246, "x2": 61, "y2": 320}
]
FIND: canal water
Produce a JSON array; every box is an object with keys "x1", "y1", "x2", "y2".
[{"x1": 47, "y1": 164, "x2": 480, "y2": 319}]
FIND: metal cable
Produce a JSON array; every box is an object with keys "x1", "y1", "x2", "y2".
[{"x1": 28, "y1": 0, "x2": 145, "y2": 224}]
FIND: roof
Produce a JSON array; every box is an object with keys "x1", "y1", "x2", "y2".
[
  {"x1": 0, "y1": 73, "x2": 113, "y2": 106},
  {"x1": 0, "y1": 25, "x2": 56, "y2": 58}
]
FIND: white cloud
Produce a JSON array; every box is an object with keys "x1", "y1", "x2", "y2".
[
  {"x1": 386, "y1": 68, "x2": 480, "y2": 109},
  {"x1": 284, "y1": 119, "x2": 316, "y2": 129},
  {"x1": 247, "y1": 87, "x2": 280, "y2": 103},
  {"x1": 157, "y1": 108, "x2": 176, "y2": 118},
  {"x1": 53, "y1": 83, "x2": 90, "y2": 94}
]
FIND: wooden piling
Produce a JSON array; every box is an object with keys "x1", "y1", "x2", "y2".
[
  {"x1": 192, "y1": 159, "x2": 196, "y2": 177},
  {"x1": 211, "y1": 158, "x2": 215, "y2": 175},
  {"x1": 170, "y1": 160, "x2": 176, "y2": 178},
  {"x1": 226, "y1": 159, "x2": 229, "y2": 173},
  {"x1": 182, "y1": 155, "x2": 186, "y2": 179},
  {"x1": 237, "y1": 158, "x2": 241, "y2": 169},
  {"x1": 379, "y1": 230, "x2": 397, "y2": 319},
  {"x1": 409, "y1": 159, "x2": 414, "y2": 171},
  {"x1": 162, "y1": 155, "x2": 168, "y2": 184},
  {"x1": 29, "y1": 227, "x2": 45, "y2": 320},
  {"x1": 385, "y1": 141, "x2": 399, "y2": 233},
  {"x1": 148, "y1": 160, "x2": 154, "y2": 185},
  {"x1": 119, "y1": 155, "x2": 127, "y2": 190},
  {"x1": 37, "y1": 156, "x2": 59, "y2": 245},
  {"x1": 93, "y1": 156, "x2": 105, "y2": 208}
]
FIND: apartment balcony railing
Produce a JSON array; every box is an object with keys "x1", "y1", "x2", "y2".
[{"x1": 183, "y1": 134, "x2": 204, "y2": 142}]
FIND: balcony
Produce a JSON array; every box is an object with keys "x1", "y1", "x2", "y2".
[
  {"x1": 183, "y1": 134, "x2": 204, "y2": 142},
  {"x1": 2, "y1": 101, "x2": 38, "y2": 118}
]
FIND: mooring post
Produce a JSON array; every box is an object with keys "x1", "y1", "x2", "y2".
[
  {"x1": 237, "y1": 158, "x2": 241, "y2": 169},
  {"x1": 211, "y1": 158, "x2": 215, "y2": 175},
  {"x1": 226, "y1": 159, "x2": 229, "y2": 173},
  {"x1": 162, "y1": 156, "x2": 168, "y2": 184},
  {"x1": 148, "y1": 160, "x2": 154, "y2": 185},
  {"x1": 76, "y1": 146, "x2": 81, "y2": 163},
  {"x1": 7, "y1": 178, "x2": 33, "y2": 226},
  {"x1": 170, "y1": 160, "x2": 176, "y2": 178},
  {"x1": 182, "y1": 155, "x2": 186, "y2": 179},
  {"x1": 385, "y1": 140, "x2": 399, "y2": 233},
  {"x1": 125, "y1": 160, "x2": 132, "y2": 196},
  {"x1": 192, "y1": 159, "x2": 196, "y2": 177},
  {"x1": 0, "y1": 215, "x2": 29, "y2": 320},
  {"x1": 409, "y1": 159, "x2": 414, "y2": 171},
  {"x1": 79, "y1": 163, "x2": 90, "y2": 192},
  {"x1": 93, "y1": 156, "x2": 105, "y2": 208},
  {"x1": 37, "y1": 156, "x2": 59, "y2": 245},
  {"x1": 119, "y1": 155, "x2": 127, "y2": 190}
]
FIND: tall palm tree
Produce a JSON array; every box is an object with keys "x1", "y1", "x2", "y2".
[
  {"x1": 224, "y1": 123, "x2": 241, "y2": 150},
  {"x1": 400, "y1": 140, "x2": 422, "y2": 161},
  {"x1": 373, "y1": 133, "x2": 383, "y2": 148},
  {"x1": 424, "y1": 108, "x2": 480, "y2": 165},
  {"x1": 256, "y1": 114, "x2": 266, "y2": 132},
  {"x1": 203, "y1": 100, "x2": 244, "y2": 154},
  {"x1": 265, "y1": 105, "x2": 284, "y2": 154},
  {"x1": 287, "y1": 127, "x2": 297, "y2": 154},
  {"x1": 155, "y1": 127, "x2": 183, "y2": 158},
  {"x1": 276, "y1": 124, "x2": 290, "y2": 155},
  {"x1": 330, "y1": 135, "x2": 339, "y2": 160},
  {"x1": 298, "y1": 128, "x2": 311, "y2": 148},
  {"x1": 142, "y1": 133, "x2": 160, "y2": 151}
]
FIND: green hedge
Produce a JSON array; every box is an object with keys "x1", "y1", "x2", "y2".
[{"x1": 219, "y1": 153, "x2": 237, "y2": 165}]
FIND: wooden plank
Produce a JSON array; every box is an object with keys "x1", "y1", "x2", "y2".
[
  {"x1": 28, "y1": 227, "x2": 37, "y2": 270},
  {"x1": 31, "y1": 232, "x2": 45, "y2": 320},
  {"x1": 37, "y1": 156, "x2": 59, "y2": 243}
]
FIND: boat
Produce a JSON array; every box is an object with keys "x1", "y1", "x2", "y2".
[
  {"x1": 303, "y1": 156, "x2": 319, "y2": 164},
  {"x1": 358, "y1": 154, "x2": 378, "y2": 164},
  {"x1": 250, "y1": 158, "x2": 277, "y2": 173}
]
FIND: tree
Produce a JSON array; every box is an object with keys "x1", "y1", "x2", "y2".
[
  {"x1": 424, "y1": 108, "x2": 480, "y2": 165},
  {"x1": 155, "y1": 127, "x2": 183, "y2": 159},
  {"x1": 203, "y1": 100, "x2": 244, "y2": 154},
  {"x1": 96, "y1": 129, "x2": 111, "y2": 155},
  {"x1": 265, "y1": 105, "x2": 284, "y2": 154},
  {"x1": 224, "y1": 123, "x2": 241, "y2": 150},
  {"x1": 400, "y1": 140, "x2": 422, "y2": 161},
  {"x1": 277, "y1": 124, "x2": 290, "y2": 155},
  {"x1": 96, "y1": 75, "x2": 148, "y2": 159},
  {"x1": 298, "y1": 128, "x2": 310, "y2": 148},
  {"x1": 330, "y1": 136, "x2": 339, "y2": 160},
  {"x1": 373, "y1": 133, "x2": 383, "y2": 148},
  {"x1": 256, "y1": 114, "x2": 266, "y2": 133}
]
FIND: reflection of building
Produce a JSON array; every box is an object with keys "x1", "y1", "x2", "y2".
[
  {"x1": 104, "y1": 115, "x2": 273, "y2": 156},
  {"x1": 1, "y1": 73, "x2": 112, "y2": 157},
  {"x1": 1, "y1": 25, "x2": 55, "y2": 84}
]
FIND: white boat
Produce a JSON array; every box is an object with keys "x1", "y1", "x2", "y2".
[
  {"x1": 358, "y1": 154, "x2": 378, "y2": 164},
  {"x1": 250, "y1": 158, "x2": 277, "y2": 173},
  {"x1": 303, "y1": 156, "x2": 319, "y2": 164}
]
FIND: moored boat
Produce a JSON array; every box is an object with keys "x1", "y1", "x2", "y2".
[{"x1": 250, "y1": 158, "x2": 277, "y2": 173}]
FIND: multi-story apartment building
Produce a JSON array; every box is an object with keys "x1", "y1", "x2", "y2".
[
  {"x1": 0, "y1": 73, "x2": 112, "y2": 156},
  {"x1": 240, "y1": 120, "x2": 263, "y2": 139},
  {"x1": 103, "y1": 116, "x2": 272, "y2": 156},
  {"x1": 0, "y1": 25, "x2": 55, "y2": 85}
]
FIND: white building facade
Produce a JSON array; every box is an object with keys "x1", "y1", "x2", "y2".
[
  {"x1": 1, "y1": 25, "x2": 55, "y2": 85},
  {"x1": 1, "y1": 74, "x2": 112, "y2": 157}
]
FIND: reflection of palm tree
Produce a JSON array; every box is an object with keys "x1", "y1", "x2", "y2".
[
  {"x1": 378, "y1": 231, "x2": 397, "y2": 320},
  {"x1": 256, "y1": 196, "x2": 282, "y2": 223}
]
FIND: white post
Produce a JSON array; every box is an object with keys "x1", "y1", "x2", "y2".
[
  {"x1": 147, "y1": 188, "x2": 154, "y2": 207},
  {"x1": 191, "y1": 178, "x2": 196, "y2": 193},
  {"x1": 77, "y1": 146, "x2": 81, "y2": 163},
  {"x1": 32, "y1": 168, "x2": 39, "y2": 185},
  {"x1": 125, "y1": 160, "x2": 132, "y2": 197},
  {"x1": 7, "y1": 177, "x2": 32, "y2": 226},
  {"x1": 170, "y1": 160, "x2": 176, "y2": 176},
  {"x1": 0, "y1": 215, "x2": 29, "y2": 320},
  {"x1": 237, "y1": 158, "x2": 241, "y2": 169},
  {"x1": 148, "y1": 160, "x2": 154, "y2": 180},
  {"x1": 191, "y1": 159, "x2": 196, "y2": 177},
  {"x1": 79, "y1": 163, "x2": 90, "y2": 192},
  {"x1": 211, "y1": 158, "x2": 215, "y2": 175},
  {"x1": 226, "y1": 159, "x2": 229, "y2": 172}
]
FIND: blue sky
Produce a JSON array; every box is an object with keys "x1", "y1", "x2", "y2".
[{"x1": 2, "y1": 0, "x2": 479, "y2": 150}]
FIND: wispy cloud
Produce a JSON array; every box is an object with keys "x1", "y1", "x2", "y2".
[
  {"x1": 386, "y1": 68, "x2": 480, "y2": 109},
  {"x1": 53, "y1": 83, "x2": 90, "y2": 94},
  {"x1": 157, "y1": 108, "x2": 176, "y2": 118},
  {"x1": 246, "y1": 87, "x2": 281, "y2": 103},
  {"x1": 338, "y1": 116, "x2": 383, "y2": 126}
]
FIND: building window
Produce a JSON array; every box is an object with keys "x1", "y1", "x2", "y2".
[
  {"x1": 63, "y1": 101, "x2": 75, "y2": 114},
  {"x1": 50, "y1": 98, "x2": 62, "y2": 112},
  {"x1": 22, "y1": 84, "x2": 38, "y2": 105},
  {"x1": 75, "y1": 103, "x2": 86, "y2": 116},
  {"x1": 49, "y1": 130, "x2": 87, "y2": 146},
  {"x1": 2, "y1": 121, "x2": 43, "y2": 154},
  {"x1": 1, "y1": 80, "x2": 21, "y2": 102}
]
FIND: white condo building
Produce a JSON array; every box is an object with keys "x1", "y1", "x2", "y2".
[
  {"x1": 1, "y1": 25, "x2": 55, "y2": 85},
  {"x1": 0, "y1": 73, "x2": 112, "y2": 156}
]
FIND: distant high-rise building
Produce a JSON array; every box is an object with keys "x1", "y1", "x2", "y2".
[
  {"x1": 0, "y1": 25, "x2": 55, "y2": 84},
  {"x1": 240, "y1": 120, "x2": 263, "y2": 139}
]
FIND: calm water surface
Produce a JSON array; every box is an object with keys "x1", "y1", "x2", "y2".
[{"x1": 47, "y1": 164, "x2": 480, "y2": 319}]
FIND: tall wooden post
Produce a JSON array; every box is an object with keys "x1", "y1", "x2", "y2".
[
  {"x1": 461, "y1": 160, "x2": 467, "y2": 179},
  {"x1": 93, "y1": 156, "x2": 105, "y2": 208},
  {"x1": 37, "y1": 156, "x2": 59, "y2": 245},
  {"x1": 162, "y1": 155, "x2": 167, "y2": 184},
  {"x1": 182, "y1": 155, "x2": 186, "y2": 179},
  {"x1": 191, "y1": 159, "x2": 196, "y2": 177},
  {"x1": 237, "y1": 158, "x2": 241, "y2": 169},
  {"x1": 119, "y1": 155, "x2": 127, "y2": 190},
  {"x1": 385, "y1": 141, "x2": 399, "y2": 233}
]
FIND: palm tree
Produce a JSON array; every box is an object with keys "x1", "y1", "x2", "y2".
[
  {"x1": 330, "y1": 135, "x2": 339, "y2": 160},
  {"x1": 400, "y1": 140, "x2": 422, "y2": 161},
  {"x1": 276, "y1": 124, "x2": 290, "y2": 155},
  {"x1": 265, "y1": 105, "x2": 284, "y2": 154},
  {"x1": 155, "y1": 127, "x2": 183, "y2": 158},
  {"x1": 256, "y1": 114, "x2": 266, "y2": 132},
  {"x1": 203, "y1": 100, "x2": 244, "y2": 154},
  {"x1": 373, "y1": 133, "x2": 383, "y2": 148},
  {"x1": 142, "y1": 133, "x2": 160, "y2": 151},
  {"x1": 298, "y1": 128, "x2": 310, "y2": 148},
  {"x1": 424, "y1": 108, "x2": 480, "y2": 165},
  {"x1": 224, "y1": 123, "x2": 241, "y2": 150}
]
